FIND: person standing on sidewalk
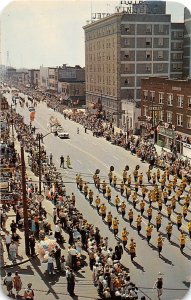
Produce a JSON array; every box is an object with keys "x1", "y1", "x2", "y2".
[
  {"x1": 13, "y1": 271, "x2": 22, "y2": 297},
  {"x1": 60, "y1": 155, "x2": 64, "y2": 168},
  {"x1": 54, "y1": 245, "x2": 61, "y2": 271},
  {"x1": 29, "y1": 235, "x2": 36, "y2": 257},
  {"x1": 24, "y1": 283, "x2": 34, "y2": 300},
  {"x1": 5, "y1": 232, "x2": 12, "y2": 255},
  {"x1": 9, "y1": 240, "x2": 17, "y2": 263},
  {"x1": 4, "y1": 272, "x2": 13, "y2": 296},
  {"x1": 66, "y1": 268, "x2": 76, "y2": 296}
]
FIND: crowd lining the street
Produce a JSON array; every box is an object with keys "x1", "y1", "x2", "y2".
[{"x1": 1, "y1": 86, "x2": 191, "y2": 299}]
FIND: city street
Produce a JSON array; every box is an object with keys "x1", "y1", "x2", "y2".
[{"x1": 4, "y1": 92, "x2": 191, "y2": 300}]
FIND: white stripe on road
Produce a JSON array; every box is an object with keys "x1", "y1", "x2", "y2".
[
  {"x1": 113, "y1": 155, "x2": 119, "y2": 160},
  {"x1": 77, "y1": 160, "x2": 82, "y2": 165},
  {"x1": 88, "y1": 169, "x2": 93, "y2": 174}
]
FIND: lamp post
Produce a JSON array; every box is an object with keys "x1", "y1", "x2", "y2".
[{"x1": 20, "y1": 142, "x2": 30, "y2": 256}]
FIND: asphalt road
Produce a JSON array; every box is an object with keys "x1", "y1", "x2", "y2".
[{"x1": 4, "y1": 92, "x2": 191, "y2": 300}]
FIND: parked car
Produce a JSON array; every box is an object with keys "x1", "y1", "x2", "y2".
[{"x1": 58, "y1": 132, "x2": 70, "y2": 139}]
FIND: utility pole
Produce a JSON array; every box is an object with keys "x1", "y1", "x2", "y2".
[
  {"x1": 126, "y1": 116, "x2": 129, "y2": 143},
  {"x1": 10, "y1": 104, "x2": 14, "y2": 139},
  {"x1": 20, "y1": 143, "x2": 30, "y2": 256},
  {"x1": 37, "y1": 133, "x2": 42, "y2": 195}
]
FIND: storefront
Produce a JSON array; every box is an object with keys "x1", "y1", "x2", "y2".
[
  {"x1": 182, "y1": 143, "x2": 191, "y2": 159},
  {"x1": 157, "y1": 127, "x2": 175, "y2": 149}
]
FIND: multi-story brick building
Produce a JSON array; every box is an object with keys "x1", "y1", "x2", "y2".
[
  {"x1": 141, "y1": 77, "x2": 191, "y2": 152},
  {"x1": 58, "y1": 81, "x2": 85, "y2": 106}
]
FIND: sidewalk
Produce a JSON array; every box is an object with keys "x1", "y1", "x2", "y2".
[
  {"x1": 1, "y1": 135, "x2": 99, "y2": 299},
  {"x1": 2, "y1": 137, "x2": 39, "y2": 268}
]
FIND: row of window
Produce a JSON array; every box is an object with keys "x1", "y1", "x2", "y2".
[
  {"x1": 143, "y1": 108, "x2": 191, "y2": 128},
  {"x1": 124, "y1": 50, "x2": 165, "y2": 59},
  {"x1": 144, "y1": 91, "x2": 191, "y2": 108},
  {"x1": 87, "y1": 86, "x2": 117, "y2": 97},
  {"x1": 123, "y1": 24, "x2": 167, "y2": 34}
]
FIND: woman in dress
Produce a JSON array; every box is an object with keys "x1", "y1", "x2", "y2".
[
  {"x1": 4, "y1": 272, "x2": 13, "y2": 296},
  {"x1": 13, "y1": 271, "x2": 22, "y2": 296}
]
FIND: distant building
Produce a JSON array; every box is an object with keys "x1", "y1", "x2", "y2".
[
  {"x1": 58, "y1": 64, "x2": 85, "y2": 82},
  {"x1": 28, "y1": 69, "x2": 40, "y2": 88},
  {"x1": 58, "y1": 81, "x2": 85, "y2": 106},
  {"x1": 40, "y1": 66, "x2": 49, "y2": 90}
]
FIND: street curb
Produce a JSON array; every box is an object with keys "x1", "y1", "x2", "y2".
[{"x1": 1, "y1": 255, "x2": 39, "y2": 269}]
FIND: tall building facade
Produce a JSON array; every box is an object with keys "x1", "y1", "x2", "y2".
[
  {"x1": 183, "y1": 7, "x2": 191, "y2": 78},
  {"x1": 83, "y1": 1, "x2": 174, "y2": 124},
  {"x1": 170, "y1": 23, "x2": 184, "y2": 79}
]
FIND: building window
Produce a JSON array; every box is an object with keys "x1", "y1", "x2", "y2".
[
  {"x1": 143, "y1": 90, "x2": 148, "y2": 100},
  {"x1": 158, "y1": 92, "x2": 164, "y2": 104},
  {"x1": 158, "y1": 51, "x2": 163, "y2": 59},
  {"x1": 177, "y1": 95, "x2": 184, "y2": 108},
  {"x1": 146, "y1": 24, "x2": 152, "y2": 33},
  {"x1": 143, "y1": 106, "x2": 148, "y2": 116},
  {"x1": 124, "y1": 79, "x2": 129, "y2": 84},
  {"x1": 172, "y1": 63, "x2": 177, "y2": 70},
  {"x1": 124, "y1": 38, "x2": 129, "y2": 46},
  {"x1": 146, "y1": 64, "x2": 151, "y2": 72},
  {"x1": 146, "y1": 38, "x2": 151, "y2": 46},
  {"x1": 150, "y1": 91, "x2": 155, "y2": 101},
  {"x1": 178, "y1": 31, "x2": 183, "y2": 38},
  {"x1": 177, "y1": 114, "x2": 183, "y2": 127},
  {"x1": 188, "y1": 97, "x2": 191, "y2": 109},
  {"x1": 124, "y1": 51, "x2": 129, "y2": 59},
  {"x1": 158, "y1": 111, "x2": 164, "y2": 121},
  {"x1": 159, "y1": 24, "x2": 164, "y2": 33},
  {"x1": 125, "y1": 26, "x2": 130, "y2": 33},
  {"x1": 187, "y1": 116, "x2": 191, "y2": 129},
  {"x1": 158, "y1": 64, "x2": 163, "y2": 72},
  {"x1": 167, "y1": 94, "x2": 173, "y2": 106},
  {"x1": 158, "y1": 38, "x2": 163, "y2": 46},
  {"x1": 146, "y1": 51, "x2": 151, "y2": 59},
  {"x1": 166, "y1": 111, "x2": 173, "y2": 123}
]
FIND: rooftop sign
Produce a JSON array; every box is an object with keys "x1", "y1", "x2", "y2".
[{"x1": 91, "y1": 1, "x2": 166, "y2": 22}]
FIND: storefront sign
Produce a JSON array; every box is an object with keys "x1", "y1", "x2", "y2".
[
  {"x1": 0, "y1": 178, "x2": 9, "y2": 190},
  {"x1": 0, "y1": 193, "x2": 15, "y2": 204},
  {"x1": 158, "y1": 127, "x2": 175, "y2": 138},
  {"x1": 91, "y1": 0, "x2": 164, "y2": 21},
  {"x1": 172, "y1": 86, "x2": 181, "y2": 91}
]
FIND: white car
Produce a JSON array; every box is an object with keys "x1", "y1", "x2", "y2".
[{"x1": 58, "y1": 132, "x2": 70, "y2": 139}]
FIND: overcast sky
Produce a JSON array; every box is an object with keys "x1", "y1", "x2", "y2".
[{"x1": 0, "y1": 0, "x2": 190, "y2": 69}]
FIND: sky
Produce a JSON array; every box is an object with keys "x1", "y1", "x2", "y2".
[{"x1": 0, "y1": 0, "x2": 190, "y2": 69}]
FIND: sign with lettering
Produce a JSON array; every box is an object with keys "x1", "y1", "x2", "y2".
[
  {"x1": 148, "y1": 106, "x2": 162, "y2": 111},
  {"x1": 0, "y1": 193, "x2": 15, "y2": 204},
  {"x1": 172, "y1": 86, "x2": 181, "y2": 91},
  {"x1": 91, "y1": 1, "x2": 166, "y2": 21}
]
